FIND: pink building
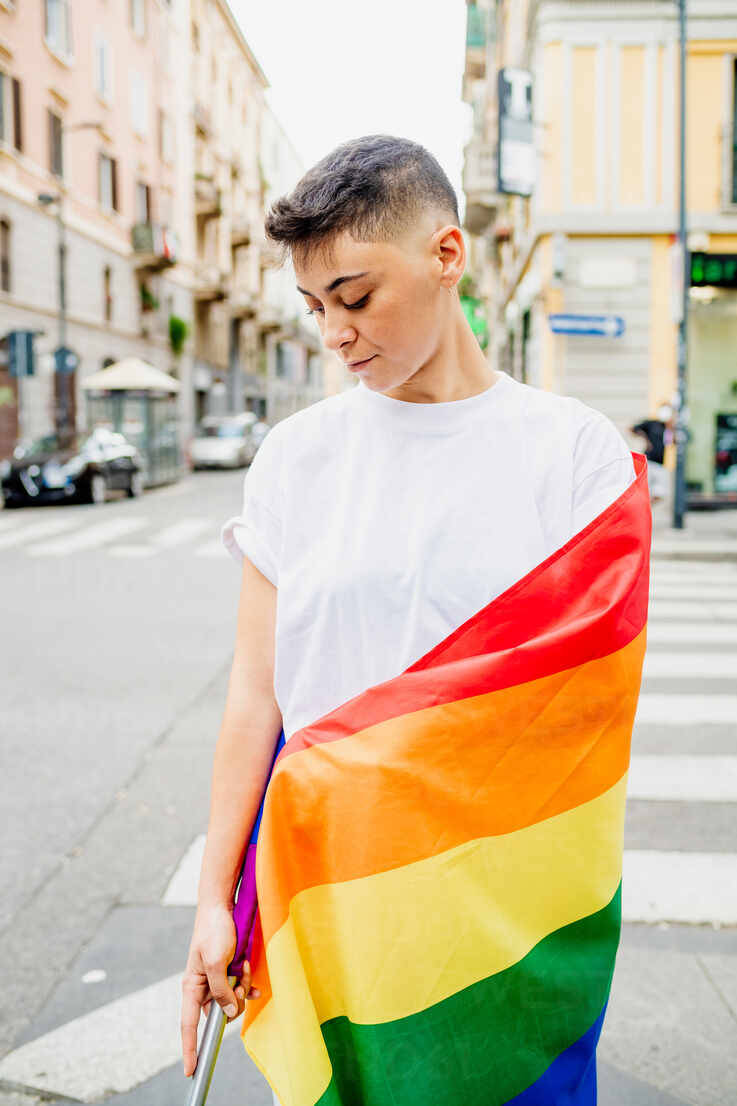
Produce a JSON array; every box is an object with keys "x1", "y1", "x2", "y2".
[{"x1": 0, "y1": 0, "x2": 192, "y2": 453}]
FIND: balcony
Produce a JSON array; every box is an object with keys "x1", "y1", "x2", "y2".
[
  {"x1": 258, "y1": 304, "x2": 283, "y2": 333},
  {"x1": 462, "y1": 140, "x2": 502, "y2": 235},
  {"x1": 231, "y1": 214, "x2": 252, "y2": 247},
  {"x1": 194, "y1": 265, "x2": 229, "y2": 303},
  {"x1": 131, "y1": 223, "x2": 178, "y2": 271},
  {"x1": 230, "y1": 288, "x2": 258, "y2": 319},
  {"x1": 195, "y1": 177, "x2": 222, "y2": 220}
]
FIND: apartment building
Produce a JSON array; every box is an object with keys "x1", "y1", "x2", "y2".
[
  {"x1": 0, "y1": 0, "x2": 336, "y2": 463},
  {"x1": 462, "y1": 0, "x2": 737, "y2": 500},
  {"x1": 0, "y1": 0, "x2": 192, "y2": 453},
  {"x1": 188, "y1": 0, "x2": 268, "y2": 423}
]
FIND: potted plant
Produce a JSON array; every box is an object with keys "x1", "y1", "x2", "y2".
[{"x1": 169, "y1": 314, "x2": 189, "y2": 356}]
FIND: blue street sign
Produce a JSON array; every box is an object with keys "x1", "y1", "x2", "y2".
[
  {"x1": 548, "y1": 313, "x2": 626, "y2": 338},
  {"x1": 54, "y1": 346, "x2": 79, "y2": 374}
]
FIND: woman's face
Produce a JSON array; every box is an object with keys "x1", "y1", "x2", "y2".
[{"x1": 294, "y1": 219, "x2": 461, "y2": 394}]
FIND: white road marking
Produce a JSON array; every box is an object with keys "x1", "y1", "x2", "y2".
[
  {"x1": 0, "y1": 515, "x2": 78, "y2": 549},
  {"x1": 622, "y1": 851, "x2": 737, "y2": 924},
  {"x1": 648, "y1": 600, "x2": 737, "y2": 621},
  {"x1": 651, "y1": 586, "x2": 737, "y2": 600},
  {"x1": 0, "y1": 972, "x2": 239, "y2": 1102},
  {"x1": 628, "y1": 756, "x2": 737, "y2": 802},
  {"x1": 108, "y1": 544, "x2": 156, "y2": 558},
  {"x1": 643, "y1": 652, "x2": 737, "y2": 679},
  {"x1": 651, "y1": 560, "x2": 737, "y2": 576},
  {"x1": 150, "y1": 518, "x2": 213, "y2": 548},
  {"x1": 28, "y1": 517, "x2": 148, "y2": 555},
  {"x1": 162, "y1": 833, "x2": 205, "y2": 905},
  {"x1": 0, "y1": 513, "x2": 23, "y2": 530},
  {"x1": 194, "y1": 539, "x2": 229, "y2": 557},
  {"x1": 636, "y1": 694, "x2": 737, "y2": 725},
  {"x1": 645, "y1": 623, "x2": 737, "y2": 644}
]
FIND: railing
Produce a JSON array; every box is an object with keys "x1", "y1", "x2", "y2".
[
  {"x1": 462, "y1": 140, "x2": 501, "y2": 235},
  {"x1": 131, "y1": 223, "x2": 178, "y2": 268}
]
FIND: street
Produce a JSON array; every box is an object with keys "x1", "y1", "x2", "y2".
[{"x1": 0, "y1": 474, "x2": 736, "y2": 1105}]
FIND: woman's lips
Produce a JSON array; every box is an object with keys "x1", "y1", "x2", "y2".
[{"x1": 347, "y1": 356, "x2": 375, "y2": 372}]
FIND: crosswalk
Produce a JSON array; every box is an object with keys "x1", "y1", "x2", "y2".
[
  {"x1": 0, "y1": 554, "x2": 735, "y2": 1104},
  {"x1": 0, "y1": 509, "x2": 230, "y2": 559}
]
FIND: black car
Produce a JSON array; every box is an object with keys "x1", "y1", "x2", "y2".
[{"x1": 0, "y1": 427, "x2": 144, "y2": 507}]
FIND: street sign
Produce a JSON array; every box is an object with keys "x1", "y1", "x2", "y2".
[
  {"x1": 54, "y1": 346, "x2": 79, "y2": 374},
  {"x1": 547, "y1": 314, "x2": 625, "y2": 338}
]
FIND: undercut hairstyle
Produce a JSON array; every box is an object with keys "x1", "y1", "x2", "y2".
[{"x1": 264, "y1": 134, "x2": 460, "y2": 269}]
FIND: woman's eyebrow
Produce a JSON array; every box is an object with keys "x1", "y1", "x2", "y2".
[{"x1": 296, "y1": 272, "x2": 370, "y2": 297}]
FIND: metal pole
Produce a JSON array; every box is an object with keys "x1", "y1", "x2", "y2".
[
  {"x1": 56, "y1": 194, "x2": 71, "y2": 443},
  {"x1": 672, "y1": 0, "x2": 688, "y2": 529},
  {"x1": 185, "y1": 980, "x2": 235, "y2": 1106}
]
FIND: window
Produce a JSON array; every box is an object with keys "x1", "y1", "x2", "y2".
[
  {"x1": 103, "y1": 266, "x2": 112, "y2": 322},
  {"x1": 94, "y1": 34, "x2": 112, "y2": 102},
  {"x1": 0, "y1": 74, "x2": 24, "y2": 152},
  {"x1": 135, "y1": 180, "x2": 151, "y2": 223},
  {"x1": 0, "y1": 219, "x2": 10, "y2": 293},
  {"x1": 98, "y1": 152, "x2": 118, "y2": 211},
  {"x1": 129, "y1": 71, "x2": 147, "y2": 136},
  {"x1": 732, "y1": 59, "x2": 737, "y2": 205},
  {"x1": 45, "y1": 0, "x2": 74, "y2": 59},
  {"x1": 130, "y1": 0, "x2": 145, "y2": 37},
  {"x1": 48, "y1": 110, "x2": 63, "y2": 177},
  {"x1": 158, "y1": 109, "x2": 173, "y2": 163},
  {"x1": 12, "y1": 78, "x2": 21, "y2": 151}
]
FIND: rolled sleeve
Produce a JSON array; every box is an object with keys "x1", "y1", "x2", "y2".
[
  {"x1": 221, "y1": 499, "x2": 280, "y2": 585},
  {"x1": 220, "y1": 425, "x2": 283, "y2": 584}
]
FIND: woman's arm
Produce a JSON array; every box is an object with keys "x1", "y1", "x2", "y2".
[{"x1": 181, "y1": 555, "x2": 282, "y2": 1077}]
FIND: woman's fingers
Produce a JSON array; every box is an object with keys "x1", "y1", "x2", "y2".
[{"x1": 181, "y1": 973, "x2": 208, "y2": 1077}]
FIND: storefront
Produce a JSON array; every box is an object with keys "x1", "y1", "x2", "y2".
[{"x1": 687, "y1": 253, "x2": 737, "y2": 500}]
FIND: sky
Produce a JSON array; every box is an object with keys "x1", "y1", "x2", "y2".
[{"x1": 230, "y1": 0, "x2": 472, "y2": 219}]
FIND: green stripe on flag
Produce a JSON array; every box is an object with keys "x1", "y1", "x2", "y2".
[{"x1": 316, "y1": 885, "x2": 621, "y2": 1106}]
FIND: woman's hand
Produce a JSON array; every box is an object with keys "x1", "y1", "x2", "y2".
[{"x1": 181, "y1": 902, "x2": 261, "y2": 1078}]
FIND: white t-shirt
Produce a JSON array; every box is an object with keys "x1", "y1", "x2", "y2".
[{"x1": 221, "y1": 373, "x2": 636, "y2": 742}]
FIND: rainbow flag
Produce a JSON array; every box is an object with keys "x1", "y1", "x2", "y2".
[{"x1": 239, "y1": 451, "x2": 651, "y2": 1106}]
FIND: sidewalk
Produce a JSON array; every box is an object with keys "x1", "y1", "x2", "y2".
[{"x1": 651, "y1": 498, "x2": 737, "y2": 561}]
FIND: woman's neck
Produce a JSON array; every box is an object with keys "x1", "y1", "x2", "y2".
[{"x1": 383, "y1": 301, "x2": 497, "y2": 404}]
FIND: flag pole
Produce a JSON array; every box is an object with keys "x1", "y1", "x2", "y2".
[{"x1": 185, "y1": 982, "x2": 235, "y2": 1106}]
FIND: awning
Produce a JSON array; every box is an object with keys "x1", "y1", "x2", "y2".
[{"x1": 81, "y1": 358, "x2": 180, "y2": 393}]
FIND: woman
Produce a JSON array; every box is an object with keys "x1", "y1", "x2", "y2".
[{"x1": 181, "y1": 135, "x2": 639, "y2": 1103}]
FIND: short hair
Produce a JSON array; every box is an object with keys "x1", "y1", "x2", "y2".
[{"x1": 264, "y1": 134, "x2": 460, "y2": 269}]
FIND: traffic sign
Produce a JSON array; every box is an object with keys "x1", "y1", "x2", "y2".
[
  {"x1": 548, "y1": 314, "x2": 625, "y2": 338},
  {"x1": 54, "y1": 346, "x2": 79, "y2": 374}
]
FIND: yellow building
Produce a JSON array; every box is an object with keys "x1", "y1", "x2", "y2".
[{"x1": 462, "y1": 0, "x2": 737, "y2": 500}]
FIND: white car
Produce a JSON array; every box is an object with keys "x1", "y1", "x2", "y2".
[{"x1": 190, "y1": 413, "x2": 258, "y2": 469}]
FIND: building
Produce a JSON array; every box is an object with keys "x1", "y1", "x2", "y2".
[
  {"x1": 0, "y1": 0, "x2": 339, "y2": 464},
  {"x1": 0, "y1": 0, "x2": 191, "y2": 457},
  {"x1": 188, "y1": 0, "x2": 269, "y2": 425},
  {"x1": 461, "y1": 0, "x2": 737, "y2": 500},
  {"x1": 258, "y1": 103, "x2": 328, "y2": 424}
]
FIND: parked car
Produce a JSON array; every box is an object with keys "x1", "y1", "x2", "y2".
[
  {"x1": 0, "y1": 427, "x2": 144, "y2": 507},
  {"x1": 189, "y1": 413, "x2": 259, "y2": 470},
  {"x1": 250, "y1": 420, "x2": 271, "y2": 453}
]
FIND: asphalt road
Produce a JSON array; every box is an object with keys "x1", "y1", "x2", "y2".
[{"x1": 0, "y1": 472, "x2": 735, "y2": 1106}]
